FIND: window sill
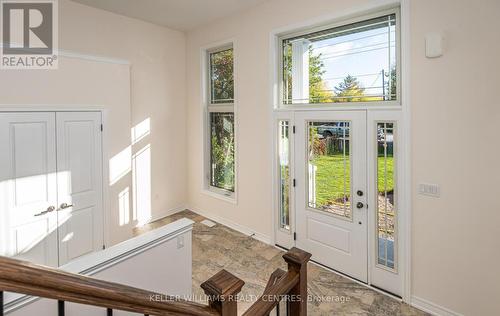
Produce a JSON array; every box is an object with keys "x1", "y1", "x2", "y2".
[{"x1": 202, "y1": 188, "x2": 237, "y2": 204}]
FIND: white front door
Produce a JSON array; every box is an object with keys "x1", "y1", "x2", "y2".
[
  {"x1": 0, "y1": 111, "x2": 104, "y2": 267},
  {"x1": 0, "y1": 112, "x2": 59, "y2": 267},
  {"x1": 56, "y1": 112, "x2": 104, "y2": 265},
  {"x1": 295, "y1": 110, "x2": 368, "y2": 282}
]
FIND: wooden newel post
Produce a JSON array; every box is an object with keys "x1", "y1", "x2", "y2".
[
  {"x1": 283, "y1": 247, "x2": 312, "y2": 316},
  {"x1": 201, "y1": 269, "x2": 245, "y2": 316}
]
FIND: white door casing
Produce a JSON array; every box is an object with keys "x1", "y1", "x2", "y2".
[
  {"x1": 295, "y1": 110, "x2": 368, "y2": 282},
  {"x1": 56, "y1": 112, "x2": 104, "y2": 265},
  {"x1": 0, "y1": 112, "x2": 59, "y2": 267},
  {"x1": 275, "y1": 109, "x2": 404, "y2": 295}
]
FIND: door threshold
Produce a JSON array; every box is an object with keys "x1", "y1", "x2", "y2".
[
  {"x1": 308, "y1": 259, "x2": 403, "y2": 302},
  {"x1": 274, "y1": 244, "x2": 402, "y2": 301}
]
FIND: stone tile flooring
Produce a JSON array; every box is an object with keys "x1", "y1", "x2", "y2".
[{"x1": 134, "y1": 210, "x2": 427, "y2": 316}]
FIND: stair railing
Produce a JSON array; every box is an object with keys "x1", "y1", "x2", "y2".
[{"x1": 0, "y1": 247, "x2": 311, "y2": 316}]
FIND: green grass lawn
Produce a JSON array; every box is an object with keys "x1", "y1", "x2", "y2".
[{"x1": 311, "y1": 154, "x2": 394, "y2": 206}]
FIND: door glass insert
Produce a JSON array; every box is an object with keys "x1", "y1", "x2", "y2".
[
  {"x1": 278, "y1": 120, "x2": 290, "y2": 230},
  {"x1": 307, "y1": 121, "x2": 351, "y2": 218},
  {"x1": 377, "y1": 122, "x2": 396, "y2": 269}
]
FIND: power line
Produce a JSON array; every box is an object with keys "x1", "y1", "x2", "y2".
[
  {"x1": 322, "y1": 72, "x2": 381, "y2": 81},
  {"x1": 312, "y1": 30, "x2": 395, "y2": 50},
  {"x1": 322, "y1": 45, "x2": 396, "y2": 60}
]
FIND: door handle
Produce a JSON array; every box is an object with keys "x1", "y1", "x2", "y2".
[
  {"x1": 356, "y1": 202, "x2": 364, "y2": 209},
  {"x1": 34, "y1": 206, "x2": 56, "y2": 217},
  {"x1": 59, "y1": 203, "x2": 74, "y2": 210}
]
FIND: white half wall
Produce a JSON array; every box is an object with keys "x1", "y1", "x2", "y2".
[{"x1": 5, "y1": 218, "x2": 194, "y2": 316}]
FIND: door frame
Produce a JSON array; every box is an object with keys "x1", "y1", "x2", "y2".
[
  {"x1": 0, "y1": 106, "x2": 110, "y2": 249},
  {"x1": 269, "y1": 0, "x2": 412, "y2": 301}
]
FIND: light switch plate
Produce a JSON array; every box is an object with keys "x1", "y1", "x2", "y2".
[
  {"x1": 177, "y1": 235, "x2": 185, "y2": 249},
  {"x1": 419, "y1": 183, "x2": 440, "y2": 197}
]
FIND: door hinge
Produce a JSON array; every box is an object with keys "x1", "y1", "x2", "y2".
[
  {"x1": 293, "y1": 179, "x2": 296, "y2": 187},
  {"x1": 100, "y1": 124, "x2": 103, "y2": 132},
  {"x1": 102, "y1": 244, "x2": 106, "y2": 250},
  {"x1": 293, "y1": 232, "x2": 297, "y2": 241},
  {"x1": 292, "y1": 125, "x2": 296, "y2": 134}
]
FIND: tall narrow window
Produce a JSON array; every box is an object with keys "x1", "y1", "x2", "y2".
[
  {"x1": 278, "y1": 120, "x2": 291, "y2": 230},
  {"x1": 377, "y1": 122, "x2": 396, "y2": 269},
  {"x1": 282, "y1": 12, "x2": 398, "y2": 105},
  {"x1": 206, "y1": 46, "x2": 235, "y2": 195}
]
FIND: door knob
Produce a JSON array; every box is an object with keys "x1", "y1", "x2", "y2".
[
  {"x1": 356, "y1": 202, "x2": 364, "y2": 209},
  {"x1": 60, "y1": 203, "x2": 74, "y2": 210},
  {"x1": 357, "y1": 190, "x2": 364, "y2": 196},
  {"x1": 34, "y1": 206, "x2": 55, "y2": 217}
]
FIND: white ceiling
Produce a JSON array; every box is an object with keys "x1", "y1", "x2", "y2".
[{"x1": 71, "y1": 0, "x2": 269, "y2": 31}]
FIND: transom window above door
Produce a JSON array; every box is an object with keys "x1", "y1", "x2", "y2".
[{"x1": 280, "y1": 9, "x2": 399, "y2": 106}]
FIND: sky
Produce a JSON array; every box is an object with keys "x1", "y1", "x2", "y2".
[{"x1": 309, "y1": 23, "x2": 397, "y2": 98}]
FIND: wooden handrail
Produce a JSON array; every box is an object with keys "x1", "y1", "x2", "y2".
[
  {"x1": 0, "y1": 247, "x2": 312, "y2": 316},
  {"x1": 242, "y1": 269, "x2": 298, "y2": 315},
  {"x1": 0, "y1": 256, "x2": 218, "y2": 316},
  {"x1": 243, "y1": 247, "x2": 312, "y2": 316}
]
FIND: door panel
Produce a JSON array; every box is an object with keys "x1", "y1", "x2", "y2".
[
  {"x1": 0, "y1": 112, "x2": 58, "y2": 267},
  {"x1": 56, "y1": 112, "x2": 103, "y2": 265},
  {"x1": 295, "y1": 110, "x2": 367, "y2": 282}
]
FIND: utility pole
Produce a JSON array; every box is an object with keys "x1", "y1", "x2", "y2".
[{"x1": 381, "y1": 69, "x2": 385, "y2": 101}]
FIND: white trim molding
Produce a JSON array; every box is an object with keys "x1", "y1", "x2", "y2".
[
  {"x1": 399, "y1": 0, "x2": 412, "y2": 303},
  {"x1": 58, "y1": 49, "x2": 130, "y2": 65},
  {"x1": 188, "y1": 207, "x2": 271, "y2": 245},
  {"x1": 411, "y1": 296, "x2": 464, "y2": 316},
  {"x1": 143, "y1": 205, "x2": 189, "y2": 225},
  {"x1": 0, "y1": 43, "x2": 130, "y2": 65}
]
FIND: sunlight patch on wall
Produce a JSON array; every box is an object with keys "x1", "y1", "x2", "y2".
[
  {"x1": 109, "y1": 146, "x2": 132, "y2": 185},
  {"x1": 132, "y1": 144, "x2": 151, "y2": 226},
  {"x1": 131, "y1": 118, "x2": 151, "y2": 145},
  {"x1": 118, "y1": 187, "x2": 130, "y2": 226}
]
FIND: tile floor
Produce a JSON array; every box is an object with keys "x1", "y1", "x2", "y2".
[{"x1": 134, "y1": 210, "x2": 427, "y2": 316}]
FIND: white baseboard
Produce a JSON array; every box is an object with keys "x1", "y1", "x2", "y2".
[
  {"x1": 411, "y1": 296, "x2": 463, "y2": 316},
  {"x1": 187, "y1": 206, "x2": 271, "y2": 245},
  {"x1": 146, "y1": 205, "x2": 188, "y2": 224}
]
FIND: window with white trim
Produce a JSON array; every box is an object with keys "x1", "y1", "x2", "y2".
[
  {"x1": 206, "y1": 45, "x2": 235, "y2": 196},
  {"x1": 281, "y1": 10, "x2": 399, "y2": 105}
]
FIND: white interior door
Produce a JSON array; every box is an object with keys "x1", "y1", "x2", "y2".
[
  {"x1": 295, "y1": 110, "x2": 368, "y2": 282},
  {"x1": 0, "y1": 112, "x2": 59, "y2": 267},
  {"x1": 56, "y1": 112, "x2": 104, "y2": 265}
]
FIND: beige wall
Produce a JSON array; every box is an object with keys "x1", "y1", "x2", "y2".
[
  {"x1": 186, "y1": 0, "x2": 500, "y2": 315},
  {"x1": 59, "y1": 0, "x2": 188, "y2": 242},
  {"x1": 410, "y1": 0, "x2": 500, "y2": 314},
  {"x1": 0, "y1": 0, "x2": 187, "y2": 245}
]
